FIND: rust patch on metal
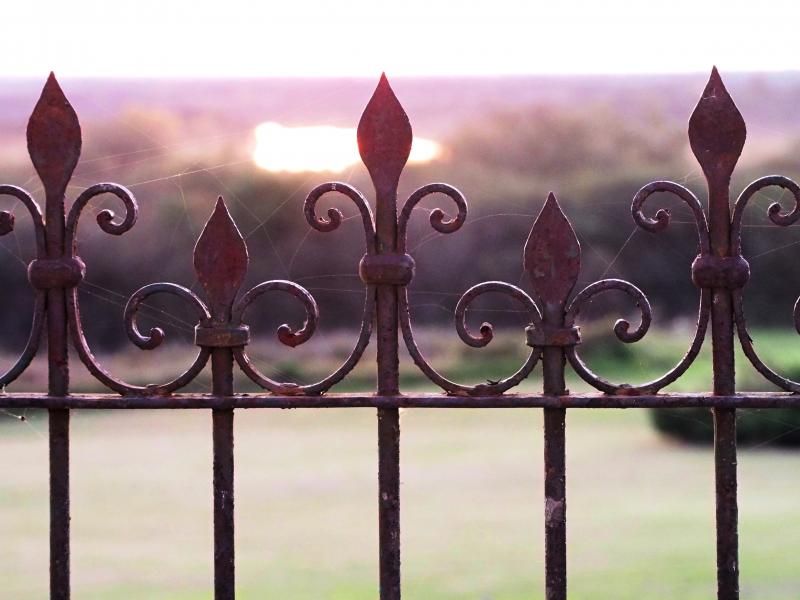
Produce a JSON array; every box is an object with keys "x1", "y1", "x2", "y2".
[{"x1": 526, "y1": 325, "x2": 581, "y2": 348}]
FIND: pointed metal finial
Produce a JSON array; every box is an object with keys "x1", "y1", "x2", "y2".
[
  {"x1": 193, "y1": 197, "x2": 249, "y2": 320},
  {"x1": 26, "y1": 72, "x2": 82, "y2": 196},
  {"x1": 688, "y1": 67, "x2": 746, "y2": 183},
  {"x1": 524, "y1": 192, "x2": 580, "y2": 308},
  {"x1": 357, "y1": 73, "x2": 412, "y2": 192}
]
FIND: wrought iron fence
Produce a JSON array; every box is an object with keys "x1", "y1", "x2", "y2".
[{"x1": 1, "y1": 67, "x2": 799, "y2": 600}]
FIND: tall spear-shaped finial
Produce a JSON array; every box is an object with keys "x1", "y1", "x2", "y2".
[
  {"x1": 27, "y1": 73, "x2": 82, "y2": 198},
  {"x1": 688, "y1": 66, "x2": 746, "y2": 186},
  {"x1": 357, "y1": 73, "x2": 412, "y2": 197}
]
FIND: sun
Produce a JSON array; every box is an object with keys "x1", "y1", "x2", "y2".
[{"x1": 253, "y1": 122, "x2": 441, "y2": 173}]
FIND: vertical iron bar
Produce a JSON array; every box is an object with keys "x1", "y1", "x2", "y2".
[
  {"x1": 525, "y1": 193, "x2": 576, "y2": 600},
  {"x1": 49, "y1": 408, "x2": 70, "y2": 600},
  {"x1": 373, "y1": 147, "x2": 402, "y2": 600},
  {"x1": 688, "y1": 69, "x2": 742, "y2": 599},
  {"x1": 378, "y1": 404, "x2": 401, "y2": 599},
  {"x1": 47, "y1": 186, "x2": 70, "y2": 600},
  {"x1": 212, "y1": 348, "x2": 235, "y2": 600},
  {"x1": 193, "y1": 197, "x2": 245, "y2": 599},
  {"x1": 542, "y1": 307, "x2": 567, "y2": 600},
  {"x1": 26, "y1": 74, "x2": 82, "y2": 600},
  {"x1": 714, "y1": 406, "x2": 738, "y2": 599},
  {"x1": 376, "y1": 206, "x2": 401, "y2": 600},
  {"x1": 708, "y1": 177, "x2": 739, "y2": 599},
  {"x1": 357, "y1": 75, "x2": 409, "y2": 599}
]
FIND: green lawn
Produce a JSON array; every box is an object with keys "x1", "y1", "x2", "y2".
[
  {"x1": 1, "y1": 408, "x2": 798, "y2": 598},
  {"x1": 1, "y1": 328, "x2": 800, "y2": 598}
]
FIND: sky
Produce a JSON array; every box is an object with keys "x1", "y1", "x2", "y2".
[{"x1": 2, "y1": 0, "x2": 800, "y2": 78}]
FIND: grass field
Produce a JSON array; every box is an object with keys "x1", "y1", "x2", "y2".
[{"x1": 1, "y1": 328, "x2": 799, "y2": 598}]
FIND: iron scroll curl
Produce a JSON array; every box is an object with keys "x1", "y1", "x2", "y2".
[
  {"x1": 65, "y1": 184, "x2": 216, "y2": 395},
  {"x1": 0, "y1": 185, "x2": 46, "y2": 387},
  {"x1": 397, "y1": 184, "x2": 543, "y2": 395},
  {"x1": 731, "y1": 175, "x2": 800, "y2": 392},
  {"x1": 233, "y1": 183, "x2": 377, "y2": 395},
  {"x1": 565, "y1": 180, "x2": 712, "y2": 394}
]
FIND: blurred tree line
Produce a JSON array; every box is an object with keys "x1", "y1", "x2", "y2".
[{"x1": 1, "y1": 98, "x2": 800, "y2": 352}]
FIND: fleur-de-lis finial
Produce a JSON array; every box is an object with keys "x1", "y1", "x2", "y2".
[
  {"x1": 524, "y1": 192, "x2": 580, "y2": 310},
  {"x1": 357, "y1": 73, "x2": 412, "y2": 193},
  {"x1": 26, "y1": 72, "x2": 82, "y2": 197},
  {"x1": 688, "y1": 66, "x2": 746, "y2": 184},
  {"x1": 193, "y1": 197, "x2": 249, "y2": 321}
]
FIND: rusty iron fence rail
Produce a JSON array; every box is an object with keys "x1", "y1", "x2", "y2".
[{"x1": 2, "y1": 68, "x2": 800, "y2": 600}]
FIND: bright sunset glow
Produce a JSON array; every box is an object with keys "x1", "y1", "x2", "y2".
[{"x1": 253, "y1": 122, "x2": 441, "y2": 173}]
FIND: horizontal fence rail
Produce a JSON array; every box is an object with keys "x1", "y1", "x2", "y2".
[{"x1": 1, "y1": 67, "x2": 799, "y2": 599}]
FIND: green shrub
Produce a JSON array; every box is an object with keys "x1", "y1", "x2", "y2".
[{"x1": 650, "y1": 408, "x2": 800, "y2": 447}]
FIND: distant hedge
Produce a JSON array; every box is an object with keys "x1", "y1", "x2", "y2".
[{"x1": 650, "y1": 408, "x2": 800, "y2": 447}]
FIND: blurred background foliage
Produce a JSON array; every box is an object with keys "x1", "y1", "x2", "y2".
[{"x1": 1, "y1": 74, "x2": 800, "y2": 429}]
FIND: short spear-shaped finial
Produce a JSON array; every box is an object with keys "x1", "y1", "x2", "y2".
[
  {"x1": 193, "y1": 197, "x2": 249, "y2": 320},
  {"x1": 524, "y1": 192, "x2": 580, "y2": 308}
]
